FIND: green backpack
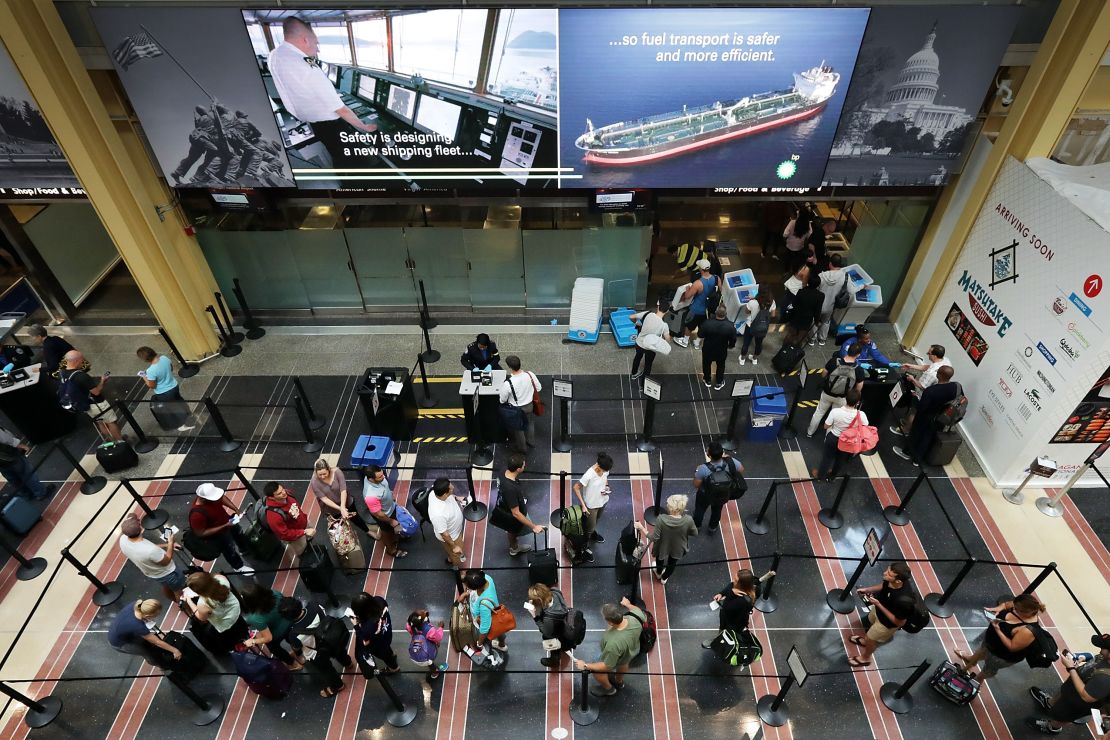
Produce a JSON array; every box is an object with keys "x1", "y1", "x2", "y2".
[
  {"x1": 711, "y1": 628, "x2": 763, "y2": 667},
  {"x1": 560, "y1": 505, "x2": 586, "y2": 539}
]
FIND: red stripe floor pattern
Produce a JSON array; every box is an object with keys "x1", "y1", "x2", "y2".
[
  {"x1": 0, "y1": 480, "x2": 82, "y2": 602},
  {"x1": 545, "y1": 474, "x2": 574, "y2": 740}
]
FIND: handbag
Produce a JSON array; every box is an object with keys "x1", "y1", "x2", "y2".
[
  {"x1": 528, "y1": 373, "x2": 545, "y2": 417},
  {"x1": 479, "y1": 598, "x2": 516, "y2": 640},
  {"x1": 838, "y1": 412, "x2": 879, "y2": 455},
  {"x1": 327, "y1": 517, "x2": 358, "y2": 556},
  {"x1": 488, "y1": 488, "x2": 522, "y2": 532}
]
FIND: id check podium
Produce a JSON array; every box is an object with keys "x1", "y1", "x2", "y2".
[{"x1": 460, "y1": 370, "x2": 508, "y2": 466}]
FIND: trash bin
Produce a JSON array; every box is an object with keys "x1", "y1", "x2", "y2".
[
  {"x1": 357, "y1": 368, "x2": 418, "y2": 441},
  {"x1": 749, "y1": 385, "x2": 787, "y2": 442},
  {"x1": 350, "y1": 435, "x2": 399, "y2": 486}
]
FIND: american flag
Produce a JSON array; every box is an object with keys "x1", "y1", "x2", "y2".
[{"x1": 112, "y1": 32, "x2": 163, "y2": 71}]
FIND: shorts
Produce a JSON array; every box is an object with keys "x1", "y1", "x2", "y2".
[
  {"x1": 685, "y1": 311, "x2": 708, "y2": 331},
  {"x1": 88, "y1": 399, "x2": 120, "y2": 424},
  {"x1": 865, "y1": 609, "x2": 898, "y2": 645},
  {"x1": 155, "y1": 568, "x2": 187, "y2": 592},
  {"x1": 1046, "y1": 685, "x2": 1098, "y2": 723}
]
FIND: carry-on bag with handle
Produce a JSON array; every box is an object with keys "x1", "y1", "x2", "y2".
[
  {"x1": 231, "y1": 645, "x2": 292, "y2": 699},
  {"x1": 527, "y1": 529, "x2": 558, "y2": 586},
  {"x1": 930, "y1": 659, "x2": 980, "y2": 705},
  {"x1": 449, "y1": 600, "x2": 477, "y2": 652},
  {"x1": 298, "y1": 542, "x2": 336, "y2": 595}
]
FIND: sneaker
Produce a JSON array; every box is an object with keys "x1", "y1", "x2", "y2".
[
  {"x1": 819, "y1": 340, "x2": 827, "y2": 346},
  {"x1": 235, "y1": 565, "x2": 255, "y2": 576},
  {"x1": 674, "y1": 337, "x2": 690, "y2": 348},
  {"x1": 590, "y1": 686, "x2": 618, "y2": 697},
  {"x1": 808, "y1": 339, "x2": 816, "y2": 346},
  {"x1": 703, "y1": 379, "x2": 713, "y2": 388},
  {"x1": 177, "y1": 424, "x2": 197, "y2": 432},
  {"x1": 751, "y1": 356, "x2": 759, "y2": 365},
  {"x1": 1025, "y1": 718, "x2": 1062, "y2": 735},
  {"x1": 491, "y1": 639, "x2": 508, "y2": 652},
  {"x1": 701, "y1": 638, "x2": 715, "y2": 649},
  {"x1": 889, "y1": 425, "x2": 905, "y2": 436},
  {"x1": 1029, "y1": 686, "x2": 1052, "y2": 712},
  {"x1": 509, "y1": 544, "x2": 533, "y2": 556},
  {"x1": 714, "y1": 382, "x2": 725, "y2": 391},
  {"x1": 540, "y1": 656, "x2": 559, "y2": 668},
  {"x1": 590, "y1": 532, "x2": 605, "y2": 543},
  {"x1": 806, "y1": 431, "x2": 815, "y2": 438},
  {"x1": 631, "y1": 371, "x2": 644, "y2": 380},
  {"x1": 580, "y1": 550, "x2": 595, "y2": 564},
  {"x1": 891, "y1": 446, "x2": 912, "y2": 461},
  {"x1": 738, "y1": 355, "x2": 747, "y2": 365},
  {"x1": 693, "y1": 339, "x2": 703, "y2": 350}
]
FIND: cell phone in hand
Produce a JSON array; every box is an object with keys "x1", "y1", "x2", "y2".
[
  {"x1": 709, "y1": 600, "x2": 720, "y2": 611},
  {"x1": 103, "y1": 370, "x2": 111, "y2": 377}
]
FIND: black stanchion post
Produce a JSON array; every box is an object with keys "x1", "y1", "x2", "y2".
[
  {"x1": 165, "y1": 670, "x2": 224, "y2": 726},
  {"x1": 61, "y1": 548, "x2": 124, "y2": 606},
  {"x1": 114, "y1": 400, "x2": 159, "y2": 453},
  {"x1": 203, "y1": 397, "x2": 241, "y2": 453},
  {"x1": 755, "y1": 552, "x2": 782, "y2": 613},
  {"x1": 924, "y1": 557, "x2": 976, "y2": 618},
  {"x1": 636, "y1": 397, "x2": 657, "y2": 452},
  {"x1": 122, "y1": 479, "x2": 169, "y2": 529},
  {"x1": 1020, "y1": 562, "x2": 1057, "y2": 596},
  {"x1": 158, "y1": 327, "x2": 199, "y2": 378},
  {"x1": 418, "y1": 279, "x2": 437, "y2": 330},
  {"x1": 292, "y1": 396, "x2": 324, "y2": 454},
  {"x1": 569, "y1": 668, "x2": 600, "y2": 726},
  {"x1": 233, "y1": 467, "x2": 261, "y2": 502},
  {"x1": 0, "y1": 682, "x2": 62, "y2": 729},
  {"x1": 818, "y1": 473, "x2": 851, "y2": 530},
  {"x1": 55, "y1": 441, "x2": 106, "y2": 494},
  {"x1": 884, "y1": 471, "x2": 927, "y2": 526},
  {"x1": 643, "y1": 467, "x2": 664, "y2": 525},
  {"x1": 292, "y1": 376, "x2": 327, "y2": 430},
  {"x1": 745, "y1": 481, "x2": 778, "y2": 536},
  {"x1": 720, "y1": 395, "x2": 741, "y2": 451},
  {"x1": 553, "y1": 396, "x2": 571, "y2": 452},
  {"x1": 550, "y1": 471, "x2": 569, "y2": 527},
  {"x1": 214, "y1": 292, "x2": 244, "y2": 344},
  {"x1": 778, "y1": 384, "x2": 801, "y2": 440},
  {"x1": 826, "y1": 553, "x2": 868, "y2": 614},
  {"x1": 470, "y1": 389, "x2": 493, "y2": 468},
  {"x1": 880, "y1": 659, "x2": 931, "y2": 714},
  {"x1": 756, "y1": 674, "x2": 795, "y2": 727},
  {"x1": 463, "y1": 463, "x2": 487, "y2": 522},
  {"x1": 376, "y1": 673, "x2": 418, "y2": 727},
  {"x1": 206, "y1": 306, "x2": 242, "y2": 358},
  {"x1": 0, "y1": 537, "x2": 47, "y2": 581},
  {"x1": 232, "y1": 278, "x2": 265, "y2": 340},
  {"x1": 415, "y1": 354, "x2": 437, "y2": 409}
]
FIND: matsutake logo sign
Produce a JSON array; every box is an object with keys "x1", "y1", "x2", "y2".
[{"x1": 958, "y1": 270, "x2": 1013, "y2": 338}]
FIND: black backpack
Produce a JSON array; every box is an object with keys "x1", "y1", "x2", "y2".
[
  {"x1": 902, "y1": 598, "x2": 931, "y2": 634},
  {"x1": 703, "y1": 460, "x2": 745, "y2": 505},
  {"x1": 1024, "y1": 623, "x2": 1059, "y2": 668},
  {"x1": 562, "y1": 607, "x2": 586, "y2": 648},
  {"x1": 628, "y1": 609, "x2": 656, "y2": 654},
  {"x1": 935, "y1": 383, "x2": 968, "y2": 430},
  {"x1": 834, "y1": 273, "x2": 852, "y2": 309},
  {"x1": 410, "y1": 487, "x2": 431, "y2": 524},
  {"x1": 749, "y1": 304, "x2": 771, "y2": 336},
  {"x1": 58, "y1": 369, "x2": 93, "y2": 413}
]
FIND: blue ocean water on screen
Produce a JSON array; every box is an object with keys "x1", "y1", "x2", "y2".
[{"x1": 558, "y1": 8, "x2": 869, "y2": 189}]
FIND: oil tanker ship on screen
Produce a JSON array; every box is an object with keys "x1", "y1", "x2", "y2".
[{"x1": 574, "y1": 64, "x2": 840, "y2": 165}]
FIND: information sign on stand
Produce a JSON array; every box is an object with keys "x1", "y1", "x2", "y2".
[
  {"x1": 864, "y1": 527, "x2": 883, "y2": 566},
  {"x1": 371, "y1": 389, "x2": 380, "y2": 417},
  {"x1": 787, "y1": 645, "x2": 808, "y2": 687},
  {"x1": 642, "y1": 377, "x2": 661, "y2": 401},
  {"x1": 553, "y1": 379, "x2": 574, "y2": 399},
  {"x1": 889, "y1": 381, "x2": 904, "y2": 408},
  {"x1": 732, "y1": 379, "x2": 754, "y2": 399}
]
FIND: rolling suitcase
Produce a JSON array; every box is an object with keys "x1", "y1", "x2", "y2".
[
  {"x1": 771, "y1": 342, "x2": 805, "y2": 374},
  {"x1": 96, "y1": 440, "x2": 138, "y2": 473},
  {"x1": 615, "y1": 543, "x2": 639, "y2": 585},
  {"x1": 926, "y1": 429, "x2": 963, "y2": 466},
  {"x1": 151, "y1": 398, "x2": 190, "y2": 431},
  {"x1": 231, "y1": 647, "x2": 292, "y2": 699},
  {"x1": 298, "y1": 542, "x2": 336, "y2": 596},
  {"x1": 527, "y1": 530, "x2": 558, "y2": 586},
  {"x1": 1, "y1": 495, "x2": 41, "y2": 535},
  {"x1": 930, "y1": 659, "x2": 980, "y2": 705},
  {"x1": 160, "y1": 631, "x2": 207, "y2": 680}
]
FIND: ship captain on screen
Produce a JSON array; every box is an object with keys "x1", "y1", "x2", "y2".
[{"x1": 267, "y1": 16, "x2": 378, "y2": 169}]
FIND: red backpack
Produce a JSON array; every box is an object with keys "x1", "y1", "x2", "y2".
[{"x1": 838, "y1": 411, "x2": 878, "y2": 455}]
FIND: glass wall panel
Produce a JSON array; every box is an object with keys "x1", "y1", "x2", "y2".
[
  {"x1": 523, "y1": 230, "x2": 580, "y2": 308},
  {"x1": 290, "y1": 230, "x2": 362, "y2": 308},
  {"x1": 464, "y1": 229, "x2": 525, "y2": 308},
  {"x1": 197, "y1": 230, "x2": 310, "y2": 310},
  {"x1": 22, "y1": 203, "x2": 120, "y2": 306},
  {"x1": 405, "y1": 228, "x2": 470, "y2": 307},
  {"x1": 344, "y1": 227, "x2": 414, "y2": 310},
  {"x1": 844, "y1": 201, "x2": 930, "y2": 320},
  {"x1": 580, "y1": 227, "x2": 650, "y2": 309}
]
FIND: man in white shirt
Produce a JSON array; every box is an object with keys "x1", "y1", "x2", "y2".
[
  {"x1": 816, "y1": 254, "x2": 847, "y2": 345},
  {"x1": 574, "y1": 452, "x2": 613, "y2": 544},
  {"x1": 118, "y1": 514, "x2": 186, "y2": 600},
  {"x1": 428, "y1": 478, "x2": 466, "y2": 567},
  {"x1": 892, "y1": 344, "x2": 952, "y2": 435},
  {"x1": 498, "y1": 355, "x2": 542, "y2": 454},
  {"x1": 267, "y1": 16, "x2": 377, "y2": 170}
]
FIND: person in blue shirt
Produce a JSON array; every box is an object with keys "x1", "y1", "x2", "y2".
[
  {"x1": 461, "y1": 333, "x2": 501, "y2": 371},
  {"x1": 460, "y1": 569, "x2": 507, "y2": 653},
  {"x1": 137, "y1": 346, "x2": 194, "y2": 431},
  {"x1": 838, "y1": 326, "x2": 901, "y2": 370},
  {"x1": 675, "y1": 260, "x2": 720, "y2": 349}
]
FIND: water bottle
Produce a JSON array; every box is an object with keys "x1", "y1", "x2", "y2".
[{"x1": 1071, "y1": 651, "x2": 1094, "y2": 664}]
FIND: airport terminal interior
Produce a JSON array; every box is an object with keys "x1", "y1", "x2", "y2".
[{"x1": 0, "y1": 1, "x2": 1108, "y2": 739}]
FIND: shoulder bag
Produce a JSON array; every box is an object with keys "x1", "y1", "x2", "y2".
[
  {"x1": 479, "y1": 597, "x2": 517, "y2": 640},
  {"x1": 529, "y1": 372, "x2": 545, "y2": 417},
  {"x1": 838, "y1": 412, "x2": 879, "y2": 455}
]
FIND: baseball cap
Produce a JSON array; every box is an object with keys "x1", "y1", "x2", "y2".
[
  {"x1": 695, "y1": 258, "x2": 711, "y2": 270},
  {"x1": 196, "y1": 483, "x2": 224, "y2": 501},
  {"x1": 1093, "y1": 633, "x2": 1110, "y2": 650}
]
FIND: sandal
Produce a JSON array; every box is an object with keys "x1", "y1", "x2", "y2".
[
  {"x1": 849, "y1": 635, "x2": 866, "y2": 646},
  {"x1": 848, "y1": 656, "x2": 872, "y2": 667},
  {"x1": 391, "y1": 550, "x2": 409, "y2": 559},
  {"x1": 320, "y1": 684, "x2": 345, "y2": 698}
]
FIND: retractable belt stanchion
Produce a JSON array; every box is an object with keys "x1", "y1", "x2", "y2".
[
  {"x1": 114, "y1": 400, "x2": 158, "y2": 453},
  {"x1": 463, "y1": 463, "x2": 487, "y2": 522},
  {"x1": 470, "y1": 389, "x2": 493, "y2": 467},
  {"x1": 1020, "y1": 562, "x2": 1057, "y2": 596},
  {"x1": 415, "y1": 354, "x2": 437, "y2": 409},
  {"x1": 206, "y1": 305, "x2": 242, "y2": 358},
  {"x1": 0, "y1": 682, "x2": 62, "y2": 729},
  {"x1": 376, "y1": 672, "x2": 418, "y2": 727},
  {"x1": 719, "y1": 393, "x2": 742, "y2": 451},
  {"x1": 827, "y1": 552, "x2": 869, "y2": 614},
  {"x1": 0, "y1": 537, "x2": 47, "y2": 581},
  {"x1": 642, "y1": 453, "x2": 664, "y2": 525},
  {"x1": 569, "y1": 668, "x2": 599, "y2": 726},
  {"x1": 418, "y1": 288, "x2": 440, "y2": 364},
  {"x1": 292, "y1": 376, "x2": 327, "y2": 430},
  {"x1": 166, "y1": 670, "x2": 224, "y2": 726},
  {"x1": 214, "y1": 292, "x2": 244, "y2": 344},
  {"x1": 550, "y1": 471, "x2": 568, "y2": 528},
  {"x1": 55, "y1": 441, "x2": 106, "y2": 494},
  {"x1": 122, "y1": 479, "x2": 168, "y2": 529},
  {"x1": 756, "y1": 673, "x2": 795, "y2": 726},
  {"x1": 636, "y1": 380, "x2": 659, "y2": 452},
  {"x1": 880, "y1": 659, "x2": 931, "y2": 714},
  {"x1": 203, "y1": 397, "x2": 241, "y2": 453},
  {"x1": 884, "y1": 471, "x2": 927, "y2": 526},
  {"x1": 745, "y1": 481, "x2": 778, "y2": 535},
  {"x1": 778, "y1": 380, "x2": 802, "y2": 440},
  {"x1": 818, "y1": 474, "x2": 851, "y2": 529},
  {"x1": 418, "y1": 279, "x2": 437, "y2": 330},
  {"x1": 232, "y1": 277, "x2": 265, "y2": 340},
  {"x1": 158, "y1": 327, "x2": 199, "y2": 378},
  {"x1": 233, "y1": 467, "x2": 261, "y2": 502},
  {"x1": 61, "y1": 548, "x2": 124, "y2": 606},
  {"x1": 293, "y1": 395, "x2": 324, "y2": 454},
  {"x1": 554, "y1": 395, "x2": 571, "y2": 452},
  {"x1": 924, "y1": 557, "x2": 976, "y2": 618},
  {"x1": 755, "y1": 551, "x2": 781, "y2": 613}
]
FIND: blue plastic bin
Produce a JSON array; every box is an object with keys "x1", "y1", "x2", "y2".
[
  {"x1": 749, "y1": 386, "x2": 787, "y2": 442},
  {"x1": 351, "y1": 435, "x2": 399, "y2": 486},
  {"x1": 609, "y1": 308, "x2": 638, "y2": 348}
]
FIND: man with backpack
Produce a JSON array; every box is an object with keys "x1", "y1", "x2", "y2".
[
  {"x1": 816, "y1": 254, "x2": 848, "y2": 346},
  {"x1": 573, "y1": 452, "x2": 613, "y2": 546},
  {"x1": 59, "y1": 350, "x2": 123, "y2": 442},
  {"x1": 893, "y1": 365, "x2": 961, "y2": 466},
  {"x1": 186, "y1": 483, "x2": 254, "y2": 575},
  {"x1": 1027, "y1": 633, "x2": 1110, "y2": 735},
  {"x1": 428, "y1": 478, "x2": 466, "y2": 567},
  {"x1": 574, "y1": 597, "x2": 646, "y2": 696},
  {"x1": 692, "y1": 442, "x2": 744, "y2": 535},
  {"x1": 806, "y1": 343, "x2": 866, "y2": 438},
  {"x1": 848, "y1": 562, "x2": 918, "y2": 667},
  {"x1": 263, "y1": 482, "x2": 315, "y2": 557}
]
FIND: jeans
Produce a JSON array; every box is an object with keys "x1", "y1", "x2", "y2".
[
  {"x1": 631, "y1": 346, "x2": 656, "y2": 376},
  {"x1": 314, "y1": 645, "x2": 353, "y2": 691},
  {"x1": 806, "y1": 392, "x2": 846, "y2": 436},
  {"x1": 655, "y1": 557, "x2": 679, "y2": 580},
  {"x1": 507, "y1": 402, "x2": 534, "y2": 453},
  {"x1": 739, "y1": 332, "x2": 765, "y2": 357},
  {"x1": 692, "y1": 488, "x2": 723, "y2": 532},
  {"x1": 817, "y1": 432, "x2": 847, "y2": 480},
  {"x1": 702, "y1": 350, "x2": 727, "y2": 385},
  {"x1": 211, "y1": 529, "x2": 244, "y2": 570},
  {"x1": 0, "y1": 455, "x2": 46, "y2": 499},
  {"x1": 583, "y1": 504, "x2": 605, "y2": 539},
  {"x1": 816, "y1": 311, "x2": 834, "y2": 343}
]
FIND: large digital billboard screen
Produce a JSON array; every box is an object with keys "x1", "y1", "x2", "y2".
[{"x1": 558, "y1": 8, "x2": 869, "y2": 190}]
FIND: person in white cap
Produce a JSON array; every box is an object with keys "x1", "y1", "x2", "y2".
[
  {"x1": 675, "y1": 259, "x2": 720, "y2": 350},
  {"x1": 186, "y1": 483, "x2": 254, "y2": 575}
]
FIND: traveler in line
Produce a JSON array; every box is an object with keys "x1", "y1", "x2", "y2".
[
  {"x1": 460, "y1": 569, "x2": 508, "y2": 653},
  {"x1": 783, "y1": 273, "x2": 824, "y2": 347},
  {"x1": 108, "y1": 598, "x2": 181, "y2": 666},
  {"x1": 698, "y1": 304, "x2": 736, "y2": 390},
  {"x1": 278, "y1": 596, "x2": 354, "y2": 698},
  {"x1": 703, "y1": 568, "x2": 764, "y2": 649},
  {"x1": 429, "y1": 477, "x2": 466, "y2": 567},
  {"x1": 892, "y1": 344, "x2": 951, "y2": 434},
  {"x1": 1027, "y1": 633, "x2": 1110, "y2": 735},
  {"x1": 462, "y1": 333, "x2": 501, "y2": 371},
  {"x1": 0, "y1": 425, "x2": 54, "y2": 500},
  {"x1": 637, "y1": 494, "x2": 697, "y2": 585},
  {"x1": 692, "y1": 442, "x2": 744, "y2": 535},
  {"x1": 187, "y1": 483, "x2": 254, "y2": 575},
  {"x1": 498, "y1": 355, "x2": 542, "y2": 454},
  {"x1": 263, "y1": 482, "x2": 315, "y2": 558},
  {"x1": 675, "y1": 259, "x2": 719, "y2": 349},
  {"x1": 498, "y1": 453, "x2": 544, "y2": 557},
  {"x1": 574, "y1": 597, "x2": 646, "y2": 696},
  {"x1": 630, "y1": 294, "x2": 671, "y2": 382},
  {"x1": 848, "y1": 562, "x2": 916, "y2": 667},
  {"x1": 27, "y1": 323, "x2": 73, "y2": 376},
  {"x1": 136, "y1": 345, "x2": 194, "y2": 431},
  {"x1": 60, "y1": 350, "x2": 123, "y2": 441},
  {"x1": 738, "y1": 288, "x2": 776, "y2": 366},
  {"x1": 814, "y1": 389, "x2": 867, "y2": 481},
  {"x1": 310, "y1": 458, "x2": 373, "y2": 537},
  {"x1": 955, "y1": 594, "x2": 1044, "y2": 681},
  {"x1": 406, "y1": 609, "x2": 448, "y2": 681},
  {"x1": 119, "y1": 513, "x2": 186, "y2": 601},
  {"x1": 816, "y1": 254, "x2": 848, "y2": 345},
  {"x1": 526, "y1": 583, "x2": 570, "y2": 668},
  {"x1": 362, "y1": 464, "x2": 407, "y2": 559},
  {"x1": 186, "y1": 571, "x2": 250, "y2": 654},
  {"x1": 351, "y1": 592, "x2": 400, "y2": 676},
  {"x1": 239, "y1": 582, "x2": 305, "y2": 671},
  {"x1": 893, "y1": 365, "x2": 959, "y2": 466},
  {"x1": 573, "y1": 452, "x2": 613, "y2": 545},
  {"x1": 806, "y1": 342, "x2": 866, "y2": 438}
]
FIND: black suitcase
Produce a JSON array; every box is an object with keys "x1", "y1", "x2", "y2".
[
  {"x1": 926, "y1": 429, "x2": 963, "y2": 466},
  {"x1": 930, "y1": 659, "x2": 980, "y2": 705},
  {"x1": 151, "y1": 399, "x2": 190, "y2": 431},
  {"x1": 528, "y1": 530, "x2": 557, "y2": 586},
  {"x1": 772, "y1": 343, "x2": 805, "y2": 374},
  {"x1": 96, "y1": 441, "x2": 138, "y2": 473},
  {"x1": 1, "y1": 495, "x2": 41, "y2": 535},
  {"x1": 161, "y1": 631, "x2": 208, "y2": 680},
  {"x1": 299, "y1": 542, "x2": 335, "y2": 595},
  {"x1": 615, "y1": 543, "x2": 639, "y2": 585}
]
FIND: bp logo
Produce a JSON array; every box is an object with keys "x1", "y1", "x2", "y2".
[{"x1": 989, "y1": 240, "x2": 1019, "y2": 289}]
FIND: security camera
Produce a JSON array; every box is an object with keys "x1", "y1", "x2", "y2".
[{"x1": 995, "y1": 78, "x2": 1013, "y2": 108}]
